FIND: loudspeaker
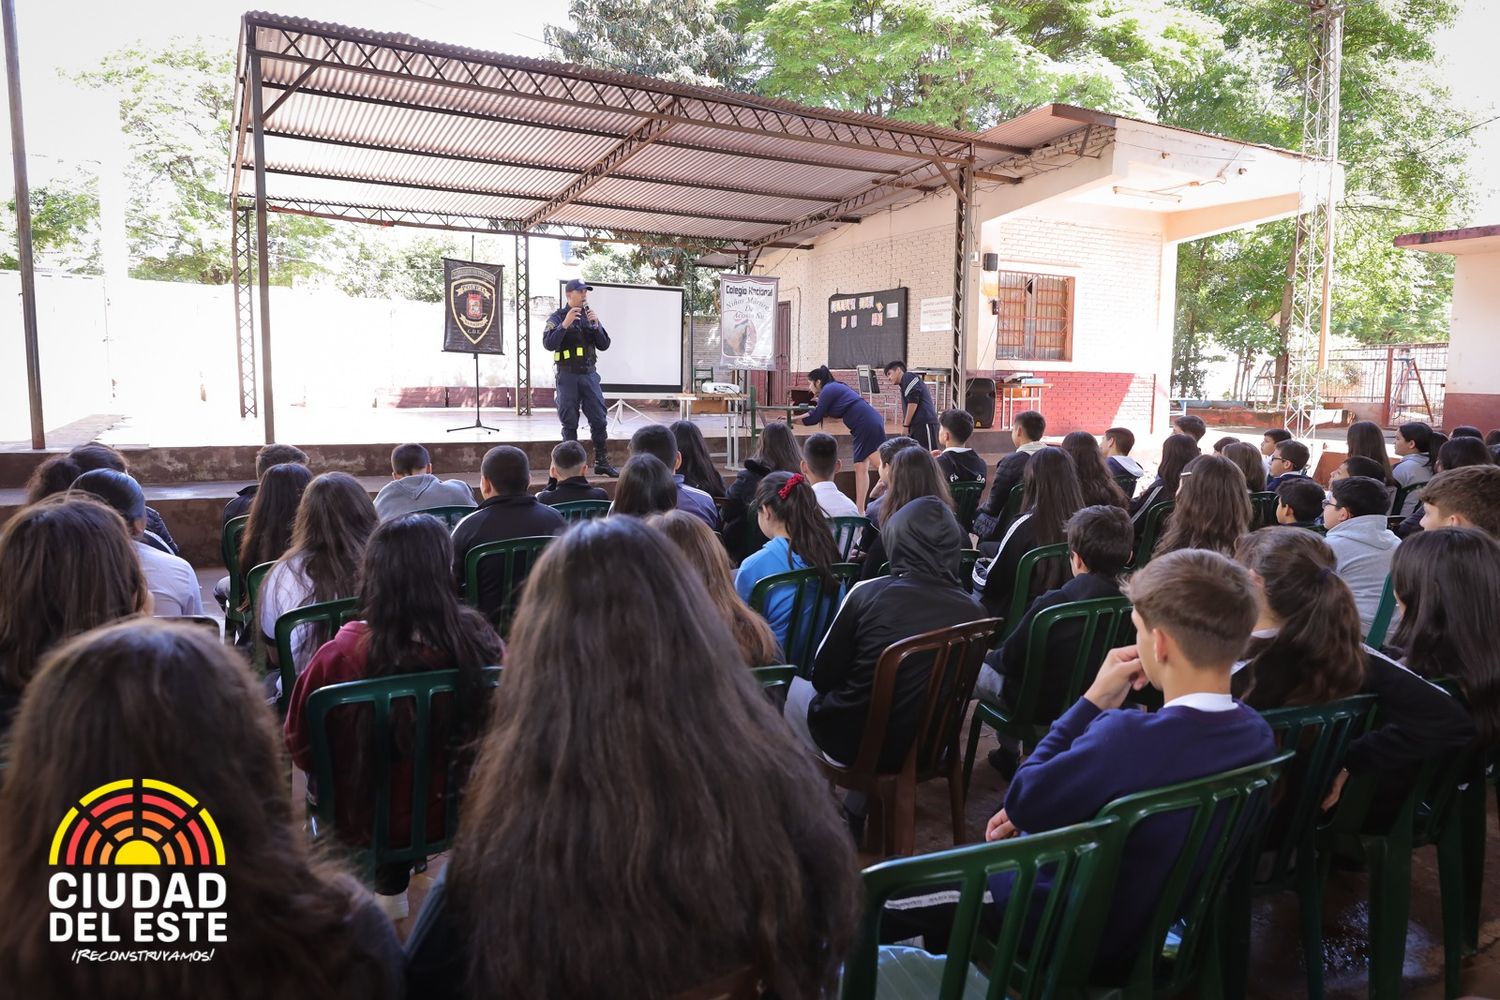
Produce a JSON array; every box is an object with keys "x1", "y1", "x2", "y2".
[
  {"x1": 981, "y1": 252, "x2": 999, "y2": 271},
  {"x1": 965, "y1": 377, "x2": 997, "y2": 429}
]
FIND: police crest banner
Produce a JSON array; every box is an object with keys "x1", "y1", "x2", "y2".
[
  {"x1": 719, "y1": 274, "x2": 778, "y2": 370},
  {"x1": 442, "y1": 258, "x2": 505, "y2": 355}
]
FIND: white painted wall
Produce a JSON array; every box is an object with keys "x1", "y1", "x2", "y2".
[{"x1": 1448, "y1": 251, "x2": 1500, "y2": 397}]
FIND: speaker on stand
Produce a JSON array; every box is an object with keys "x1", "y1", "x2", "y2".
[{"x1": 965, "y1": 378, "x2": 997, "y2": 429}]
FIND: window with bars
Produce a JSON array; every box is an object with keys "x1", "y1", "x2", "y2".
[{"x1": 994, "y1": 271, "x2": 1074, "y2": 361}]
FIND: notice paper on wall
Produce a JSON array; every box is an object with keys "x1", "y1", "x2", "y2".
[{"x1": 918, "y1": 295, "x2": 951, "y2": 333}]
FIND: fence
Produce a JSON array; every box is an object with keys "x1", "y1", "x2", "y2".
[{"x1": 1316, "y1": 344, "x2": 1447, "y2": 427}]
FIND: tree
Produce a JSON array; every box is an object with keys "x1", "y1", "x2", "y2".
[
  {"x1": 0, "y1": 174, "x2": 102, "y2": 274},
  {"x1": 545, "y1": 0, "x2": 752, "y2": 88}
]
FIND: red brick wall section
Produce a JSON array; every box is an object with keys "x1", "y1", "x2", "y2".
[{"x1": 976, "y1": 370, "x2": 1157, "y2": 436}]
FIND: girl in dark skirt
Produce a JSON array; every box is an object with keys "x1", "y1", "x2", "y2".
[{"x1": 802, "y1": 365, "x2": 887, "y2": 512}]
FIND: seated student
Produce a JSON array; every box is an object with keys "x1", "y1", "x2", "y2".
[
  {"x1": 734, "y1": 472, "x2": 843, "y2": 652},
  {"x1": 671, "y1": 419, "x2": 728, "y2": 500},
  {"x1": 71, "y1": 469, "x2": 204, "y2": 617},
  {"x1": 651, "y1": 510, "x2": 781, "y2": 667},
  {"x1": 1451, "y1": 425, "x2": 1483, "y2": 439},
  {"x1": 857, "y1": 448, "x2": 953, "y2": 582},
  {"x1": 220, "y1": 461, "x2": 313, "y2": 623},
  {"x1": 1130, "y1": 433, "x2": 1200, "y2": 523},
  {"x1": 1102, "y1": 426, "x2": 1145, "y2": 495},
  {"x1": 723, "y1": 421, "x2": 801, "y2": 562},
  {"x1": 1392, "y1": 420, "x2": 1439, "y2": 514},
  {"x1": 535, "y1": 440, "x2": 610, "y2": 506},
  {"x1": 374, "y1": 443, "x2": 475, "y2": 520},
  {"x1": 0, "y1": 620, "x2": 404, "y2": 1000},
  {"x1": 1346, "y1": 420, "x2": 1397, "y2": 484},
  {"x1": 1260, "y1": 428, "x2": 1292, "y2": 473},
  {"x1": 1224, "y1": 440, "x2": 1268, "y2": 493},
  {"x1": 224, "y1": 442, "x2": 309, "y2": 523},
  {"x1": 286, "y1": 515, "x2": 503, "y2": 918},
  {"x1": 630, "y1": 424, "x2": 720, "y2": 529},
  {"x1": 935, "y1": 408, "x2": 987, "y2": 485},
  {"x1": 1487, "y1": 428, "x2": 1500, "y2": 461},
  {"x1": 864, "y1": 435, "x2": 921, "y2": 528},
  {"x1": 1388, "y1": 527, "x2": 1500, "y2": 747},
  {"x1": 802, "y1": 432, "x2": 860, "y2": 518},
  {"x1": 0, "y1": 496, "x2": 147, "y2": 741},
  {"x1": 974, "y1": 409, "x2": 1047, "y2": 542},
  {"x1": 974, "y1": 448, "x2": 1083, "y2": 618},
  {"x1": 1395, "y1": 436, "x2": 1494, "y2": 537},
  {"x1": 974, "y1": 504, "x2": 1132, "y2": 724},
  {"x1": 67, "y1": 443, "x2": 179, "y2": 554},
  {"x1": 1330, "y1": 454, "x2": 1392, "y2": 485},
  {"x1": 1153, "y1": 454, "x2": 1251, "y2": 558},
  {"x1": 1212, "y1": 435, "x2": 1238, "y2": 455},
  {"x1": 983, "y1": 549, "x2": 1275, "y2": 969},
  {"x1": 1265, "y1": 438, "x2": 1311, "y2": 491},
  {"x1": 1322, "y1": 476, "x2": 1399, "y2": 632},
  {"x1": 1419, "y1": 464, "x2": 1500, "y2": 538},
  {"x1": 611, "y1": 454, "x2": 679, "y2": 517},
  {"x1": 783, "y1": 496, "x2": 984, "y2": 771},
  {"x1": 1173, "y1": 413, "x2": 1207, "y2": 443},
  {"x1": 1231, "y1": 529, "x2": 1475, "y2": 817},
  {"x1": 259, "y1": 472, "x2": 378, "y2": 677},
  {"x1": 404, "y1": 517, "x2": 858, "y2": 999},
  {"x1": 451, "y1": 446, "x2": 566, "y2": 618},
  {"x1": 1061, "y1": 431, "x2": 1128, "y2": 509},
  {"x1": 1275, "y1": 477, "x2": 1326, "y2": 529}
]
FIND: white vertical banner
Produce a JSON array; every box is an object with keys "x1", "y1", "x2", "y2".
[{"x1": 719, "y1": 274, "x2": 778, "y2": 370}]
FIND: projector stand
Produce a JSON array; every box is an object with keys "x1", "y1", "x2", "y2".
[
  {"x1": 448, "y1": 353, "x2": 500, "y2": 434},
  {"x1": 607, "y1": 396, "x2": 651, "y2": 426}
]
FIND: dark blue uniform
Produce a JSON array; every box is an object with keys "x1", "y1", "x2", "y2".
[
  {"x1": 897, "y1": 370, "x2": 939, "y2": 451},
  {"x1": 542, "y1": 305, "x2": 612, "y2": 455},
  {"x1": 802, "y1": 380, "x2": 887, "y2": 462}
]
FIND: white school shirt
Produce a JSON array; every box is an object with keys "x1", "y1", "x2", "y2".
[{"x1": 812, "y1": 480, "x2": 860, "y2": 518}]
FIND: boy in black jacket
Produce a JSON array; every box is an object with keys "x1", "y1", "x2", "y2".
[
  {"x1": 974, "y1": 409, "x2": 1047, "y2": 542},
  {"x1": 935, "y1": 408, "x2": 988, "y2": 485},
  {"x1": 536, "y1": 441, "x2": 610, "y2": 506}
]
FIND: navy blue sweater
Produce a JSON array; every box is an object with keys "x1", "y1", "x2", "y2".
[{"x1": 996, "y1": 696, "x2": 1276, "y2": 966}]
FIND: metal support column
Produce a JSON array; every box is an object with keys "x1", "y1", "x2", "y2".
[
  {"x1": 514, "y1": 234, "x2": 531, "y2": 415},
  {"x1": 231, "y1": 205, "x2": 258, "y2": 419},
  {"x1": 951, "y1": 153, "x2": 975, "y2": 402},
  {"x1": 249, "y1": 50, "x2": 276, "y2": 444},
  {"x1": 3, "y1": 0, "x2": 44, "y2": 449}
]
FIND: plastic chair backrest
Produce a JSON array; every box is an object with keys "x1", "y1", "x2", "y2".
[
  {"x1": 876, "y1": 549, "x2": 981, "y2": 580},
  {"x1": 222, "y1": 515, "x2": 250, "y2": 612},
  {"x1": 552, "y1": 499, "x2": 612, "y2": 523},
  {"x1": 1390, "y1": 482, "x2": 1422, "y2": 516},
  {"x1": 830, "y1": 516, "x2": 873, "y2": 562},
  {"x1": 1113, "y1": 474, "x2": 1138, "y2": 497},
  {"x1": 305, "y1": 666, "x2": 502, "y2": 876},
  {"x1": 1132, "y1": 500, "x2": 1175, "y2": 568},
  {"x1": 950, "y1": 481, "x2": 983, "y2": 531},
  {"x1": 843, "y1": 816, "x2": 1121, "y2": 1000},
  {"x1": 844, "y1": 618, "x2": 1002, "y2": 777},
  {"x1": 1002, "y1": 597, "x2": 1136, "y2": 740},
  {"x1": 462, "y1": 535, "x2": 557, "y2": 635},
  {"x1": 246, "y1": 560, "x2": 275, "y2": 622},
  {"x1": 1249, "y1": 491, "x2": 1280, "y2": 529},
  {"x1": 1365, "y1": 575, "x2": 1396, "y2": 647},
  {"x1": 413, "y1": 504, "x2": 477, "y2": 529},
  {"x1": 999, "y1": 482, "x2": 1026, "y2": 533},
  {"x1": 751, "y1": 664, "x2": 796, "y2": 692},
  {"x1": 1088, "y1": 751, "x2": 1294, "y2": 995},
  {"x1": 999, "y1": 543, "x2": 1070, "y2": 640},
  {"x1": 165, "y1": 615, "x2": 223, "y2": 638},
  {"x1": 275, "y1": 597, "x2": 360, "y2": 711},
  {"x1": 748, "y1": 564, "x2": 860, "y2": 674}
]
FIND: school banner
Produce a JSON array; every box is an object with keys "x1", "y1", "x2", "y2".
[
  {"x1": 718, "y1": 274, "x2": 778, "y2": 370},
  {"x1": 441, "y1": 258, "x2": 505, "y2": 355}
]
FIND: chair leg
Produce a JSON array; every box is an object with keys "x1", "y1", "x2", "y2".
[
  {"x1": 1295, "y1": 853, "x2": 1327, "y2": 1000},
  {"x1": 948, "y1": 762, "x2": 966, "y2": 846},
  {"x1": 1459, "y1": 778, "x2": 1485, "y2": 955},
  {"x1": 892, "y1": 777, "x2": 916, "y2": 857},
  {"x1": 1364, "y1": 834, "x2": 1412, "y2": 1000},
  {"x1": 1437, "y1": 819, "x2": 1467, "y2": 999},
  {"x1": 962, "y1": 707, "x2": 985, "y2": 799},
  {"x1": 1220, "y1": 864, "x2": 1253, "y2": 1000}
]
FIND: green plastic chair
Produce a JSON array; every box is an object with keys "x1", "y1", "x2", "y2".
[
  {"x1": 275, "y1": 597, "x2": 361, "y2": 713},
  {"x1": 950, "y1": 481, "x2": 983, "y2": 533},
  {"x1": 840, "y1": 816, "x2": 1121, "y2": 1000},
  {"x1": 963, "y1": 596, "x2": 1135, "y2": 795},
  {"x1": 1365, "y1": 575, "x2": 1396, "y2": 647},
  {"x1": 552, "y1": 499, "x2": 611, "y2": 523},
  {"x1": 1088, "y1": 752, "x2": 1294, "y2": 999},
  {"x1": 304, "y1": 666, "x2": 502, "y2": 882},
  {"x1": 830, "y1": 515, "x2": 874, "y2": 562},
  {"x1": 1249, "y1": 491, "x2": 1280, "y2": 529},
  {"x1": 1131, "y1": 500, "x2": 1175, "y2": 568},
  {"x1": 1113, "y1": 473, "x2": 1138, "y2": 497},
  {"x1": 221, "y1": 515, "x2": 250, "y2": 637},
  {"x1": 996, "y1": 543, "x2": 1071, "y2": 641},
  {"x1": 751, "y1": 664, "x2": 796, "y2": 692},
  {"x1": 999, "y1": 482, "x2": 1025, "y2": 534},
  {"x1": 414, "y1": 504, "x2": 478, "y2": 529},
  {"x1": 244, "y1": 560, "x2": 276, "y2": 667},
  {"x1": 462, "y1": 535, "x2": 557, "y2": 636},
  {"x1": 1222, "y1": 695, "x2": 1378, "y2": 1000},
  {"x1": 1390, "y1": 482, "x2": 1423, "y2": 517},
  {"x1": 748, "y1": 563, "x2": 860, "y2": 676}
]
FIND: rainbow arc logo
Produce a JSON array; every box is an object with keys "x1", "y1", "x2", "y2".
[{"x1": 49, "y1": 779, "x2": 225, "y2": 867}]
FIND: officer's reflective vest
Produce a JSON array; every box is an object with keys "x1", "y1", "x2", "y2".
[{"x1": 554, "y1": 347, "x2": 585, "y2": 362}]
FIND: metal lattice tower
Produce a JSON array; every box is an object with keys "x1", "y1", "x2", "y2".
[
  {"x1": 513, "y1": 234, "x2": 531, "y2": 416},
  {"x1": 231, "y1": 205, "x2": 258, "y2": 419},
  {"x1": 1283, "y1": 0, "x2": 1344, "y2": 438}
]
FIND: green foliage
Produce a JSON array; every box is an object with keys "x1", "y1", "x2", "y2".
[
  {"x1": 0, "y1": 174, "x2": 102, "y2": 274},
  {"x1": 545, "y1": 0, "x2": 751, "y2": 87}
]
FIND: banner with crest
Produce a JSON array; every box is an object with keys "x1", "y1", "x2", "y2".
[{"x1": 442, "y1": 258, "x2": 505, "y2": 355}]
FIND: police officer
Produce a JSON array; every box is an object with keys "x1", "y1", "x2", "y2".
[
  {"x1": 883, "y1": 360, "x2": 940, "y2": 451},
  {"x1": 543, "y1": 279, "x2": 618, "y2": 476}
]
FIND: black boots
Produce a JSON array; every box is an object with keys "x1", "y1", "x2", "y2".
[{"x1": 593, "y1": 448, "x2": 619, "y2": 477}]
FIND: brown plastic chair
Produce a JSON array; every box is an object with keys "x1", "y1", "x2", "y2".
[{"x1": 814, "y1": 617, "x2": 1003, "y2": 857}]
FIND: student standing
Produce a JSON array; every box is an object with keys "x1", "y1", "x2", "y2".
[
  {"x1": 803, "y1": 366, "x2": 887, "y2": 512},
  {"x1": 883, "y1": 360, "x2": 940, "y2": 450},
  {"x1": 734, "y1": 472, "x2": 843, "y2": 651}
]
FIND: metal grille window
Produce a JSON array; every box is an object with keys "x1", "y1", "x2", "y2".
[{"x1": 995, "y1": 271, "x2": 1074, "y2": 361}]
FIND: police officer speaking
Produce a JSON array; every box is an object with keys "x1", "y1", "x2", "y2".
[{"x1": 543, "y1": 278, "x2": 618, "y2": 477}]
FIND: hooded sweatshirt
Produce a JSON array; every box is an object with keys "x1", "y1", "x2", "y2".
[
  {"x1": 373, "y1": 474, "x2": 476, "y2": 521},
  {"x1": 1325, "y1": 513, "x2": 1400, "y2": 631},
  {"x1": 807, "y1": 496, "x2": 986, "y2": 769}
]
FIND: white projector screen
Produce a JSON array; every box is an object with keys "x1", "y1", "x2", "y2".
[{"x1": 557, "y1": 280, "x2": 684, "y2": 393}]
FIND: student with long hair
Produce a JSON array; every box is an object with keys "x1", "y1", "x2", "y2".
[
  {"x1": 1390, "y1": 527, "x2": 1500, "y2": 746},
  {"x1": 803, "y1": 365, "x2": 887, "y2": 511},
  {"x1": 723, "y1": 420, "x2": 802, "y2": 562},
  {"x1": 1060, "y1": 431, "x2": 1128, "y2": 509},
  {"x1": 0, "y1": 496, "x2": 148, "y2": 740},
  {"x1": 236, "y1": 462, "x2": 314, "y2": 589},
  {"x1": 1155, "y1": 454, "x2": 1251, "y2": 558},
  {"x1": 65, "y1": 443, "x2": 181, "y2": 554},
  {"x1": 1392, "y1": 420, "x2": 1440, "y2": 513},
  {"x1": 611, "y1": 453, "x2": 678, "y2": 517},
  {"x1": 1129, "y1": 432, "x2": 1198, "y2": 520},
  {"x1": 671, "y1": 419, "x2": 727, "y2": 499},
  {"x1": 975, "y1": 447, "x2": 1083, "y2": 617},
  {"x1": 0, "y1": 621, "x2": 402, "y2": 999},
  {"x1": 857, "y1": 446, "x2": 953, "y2": 580},
  {"x1": 652, "y1": 510, "x2": 781, "y2": 668},
  {"x1": 285, "y1": 514, "x2": 502, "y2": 917},
  {"x1": 1346, "y1": 420, "x2": 1396, "y2": 486},
  {"x1": 404, "y1": 517, "x2": 859, "y2": 998},
  {"x1": 1224, "y1": 440, "x2": 1268, "y2": 493},
  {"x1": 735, "y1": 471, "x2": 843, "y2": 650},
  {"x1": 22, "y1": 454, "x2": 81, "y2": 504},
  {"x1": 1233, "y1": 529, "x2": 1476, "y2": 812},
  {"x1": 259, "y1": 471, "x2": 377, "y2": 674}
]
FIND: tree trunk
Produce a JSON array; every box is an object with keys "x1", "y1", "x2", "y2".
[{"x1": 1274, "y1": 216, "x2": 1307, "y2": 407}]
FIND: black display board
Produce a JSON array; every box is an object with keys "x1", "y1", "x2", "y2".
[{"x1": 828, "y1": 286, "x2": 907, "y2": 369}]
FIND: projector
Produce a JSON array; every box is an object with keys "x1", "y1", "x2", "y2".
[{"x1": 700, "y1": 381, "x2": 741, "y2": 395}]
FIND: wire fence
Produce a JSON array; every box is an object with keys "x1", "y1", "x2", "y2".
[{"x1": 1316, "y1": 343, "x2": 1447, "y2": 427}]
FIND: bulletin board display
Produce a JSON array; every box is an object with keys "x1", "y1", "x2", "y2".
[{"x1": 827, "y1": 287, "x2": 907, "y2": 370}]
